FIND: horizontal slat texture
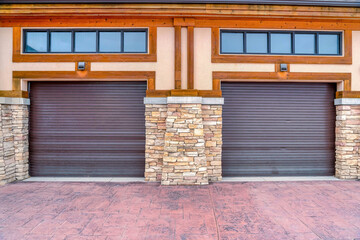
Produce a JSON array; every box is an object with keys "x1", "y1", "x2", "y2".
[
  {"x1": 29, "y1": 81, "x2": 146, "y2": 177},
  {"x1": 222, "y1": 82, "x2": 335, "y2": 177}
]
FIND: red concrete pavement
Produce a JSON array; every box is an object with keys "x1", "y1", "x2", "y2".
[{"x1": 0, "y1": 181, "x2": 359, "y2": 240}]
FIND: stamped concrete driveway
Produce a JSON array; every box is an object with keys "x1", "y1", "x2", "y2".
[{"x1": 0, "y1": 181, "x2": 359, "y2": 240}]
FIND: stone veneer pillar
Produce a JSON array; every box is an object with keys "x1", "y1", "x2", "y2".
[
  {"x1": 335, "y1": 98, "x2": 360, "y2": 180},
  {"x1": 0, "y1": 98, "x2": 30, "y2": 185},
  {"x1": 144, "y1": 97, "x2": 223, "y2": 185},
  {"x1": 144, "y1": 104, "x2": 167, "y2": 181}
]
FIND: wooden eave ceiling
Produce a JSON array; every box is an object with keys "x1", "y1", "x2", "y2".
[{"x1": 0, "y1": 3, "x2": 360, "y2": 20}]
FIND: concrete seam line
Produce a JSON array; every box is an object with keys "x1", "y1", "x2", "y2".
[
  {"x1": 0, "y1": 97, "x2": 30, "y2": 105},
  {"x1": 334, "y1": 98, "x2": 360, "y2": 106},
  {"x1": 144, "y1": 97, "x2": 224, "y2": 105},
  {"x1": 143, "y1": 97, "x2": 167, "y2": 104},
  {"x1": 167, "y1": 96, "x2": 203, "y2": 104}
]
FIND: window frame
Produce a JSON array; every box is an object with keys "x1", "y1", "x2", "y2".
[
  {"x1": 23, "y1": 28, "x2": 149, "y2": 54},
  {"x1": 220, "y1": 29, "x2": 342, "y2": 56},
  {"x1": 23, "y1": 30, "x2": 49, "y2": 53}
]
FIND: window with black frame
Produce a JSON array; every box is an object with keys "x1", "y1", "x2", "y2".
[
  {"x1": 23, "y1": 29, "x2": 148, "y2": 54},
  {"x1": 220, "y1": 30, "x2": 342, "y2": 56}
]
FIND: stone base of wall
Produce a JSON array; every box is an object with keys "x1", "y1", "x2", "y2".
[
  {"x1": 335, "y1": 104, "x2": 360, "y2": 180},
  {"x1": 144, "y1": 97, "x2": 223, "y2": 185},
  {"x1": 0, "y1": 100, "x2": 29, "y2": 185}
]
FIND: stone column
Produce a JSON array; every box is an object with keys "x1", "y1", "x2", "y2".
[
  {"x1": 162, "y1": 98, "x2": 207, "y2": 185},
  {"x1": 0, "y1": 98, "x2": 30, "y2": 185},
  {"x1": 144, "y1": 97, "x2": 224, "y2": 185},
  {"x1": 12, "y1": 105, "x2": 29, "y2": 180},
  {"x1": 0, "y1": 104, "x2": 16, "y2": 184},
  {"x1": 335, "y1": 99, "x2": 360, "y2": 179},
  {"x1": 144, "y1": 103, "x2": 167, "y2": 182},
  {"x1": 202, "y1": 104, "x2": 223, "y2": 182}
]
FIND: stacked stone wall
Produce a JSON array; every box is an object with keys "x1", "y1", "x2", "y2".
[
  {"x1": 144, "y1": 104, "x2": 167, "y2": 181},
  {"x1": 202, "y1": 105, "x2": 222, "y2": 182},
  {"x1": 335, "y1": 105, "x2": 360, "y2": 179},
  {"x1": 144, "y1": 97, "x2": 224, "y2": 185},
  {"x1": 0, "y1": 103, "x2": 29, "y2": 185},
  {"x1": 162, "y1": 103, "x2": 208, "y2": 185}
]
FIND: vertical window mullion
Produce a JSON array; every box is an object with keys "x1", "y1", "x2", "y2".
[
  {"x1": 268, "y1": 32, "x2": 271, "y2": 54},
  {"x1": 72, "y1": 30, "x2": 75, "y2": 53},
  {"x1": 96, "y1": 30, "x2": 99, "y2": 53},
  {"x1": 291, "y1": 32, "x2": 295, "y2": 54},
  {"x1": 339, "y1": 33, "x2": 342, "y2": 55},
  {"x1": 23, "y1": 30, "x2": 26, "y2": 54},
  {"x1": 121, "y1": 30, "x2": 125, "y2": 53},
  {"x1": 315, "y1": 33, "x2": 319, "y2": 55},
  {"x1": 243, "y1": 32, "x2": 247, "y2": 54},
  {"x1": 47, "y1": 30, "x2": 50, "y2": 53}
]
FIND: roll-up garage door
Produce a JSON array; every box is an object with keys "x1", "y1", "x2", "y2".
[
  {"x1": 29, "y1": 81, "x2": 146, "y2": 177},
  {"x1": 222, "y1": 82, "x2": 336, "y2": 177}
]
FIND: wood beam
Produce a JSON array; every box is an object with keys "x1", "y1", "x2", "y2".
[
  {"x1": 175, "y1": 26, "x2": 182, "y2": 89},
  {"x1": 187, "y1": 26, "x2": 194, "y2": 90}
]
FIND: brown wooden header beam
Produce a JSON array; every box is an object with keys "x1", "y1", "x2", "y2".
[{"x1": 1, "y1": 4, "x2": 360, "y2": 20}]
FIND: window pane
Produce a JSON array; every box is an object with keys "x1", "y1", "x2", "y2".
[
  {"x1": 50, "y1": 32, "x2": 72, "y2": 52},
  {"x1": 319, "y1": 34, "x2": 339, "y2": 55},
  {"x1": 295, "y1": 34, "x2": 315, "y2": 54},
  {"x1": 25, "y1": 32, "x2": 47, "y2": 53},
  {"x1": 270, "y1": 33, "x2": 291, "y2": 54},
  {"x1": 99, "y1": 32, "x2": 121, "y2": 52},
  {"x1": 123, "y1": 31, "x2": 147, "y2": 53},
  {"x1": 246, "y1": 33, "x2": 268, "y2": 53},
  {"x1": 221, "y1": 32, "x2": 243, "y2": 53},
  {"x1": 74, "y1": 32, "x2": 96, "y2": 52}
]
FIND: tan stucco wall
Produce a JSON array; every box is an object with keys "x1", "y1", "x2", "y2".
[
  {"x1": 0, "y1": 28, "x2": 75, "y2": 91},
  {"x1": 1, "y1": 27, "x2": 359, "y2": 92},
  {"x1": 0, "y1": 27, "x2": 174, "y2": 91},
  {"x1": 181, "y1": 27, "x2": 188, "y2": 89},
  {"x1": 194, "y1": 28, "x2": 275, "y2": 90},
  {"x1": 88, "y1": 27, "x2": 175, "y2": 90},
  {"x1": 291, "y1": 31, "x2": 360, "y2": 90},
  {"x1": 0, "y1": 28, "x2": 13, "y2": 90}
]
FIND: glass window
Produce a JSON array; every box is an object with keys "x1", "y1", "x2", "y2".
[
  {"x1": 221, "y1": 32, "x2": 243, "y2": 53},
  {"x1": 25, "y1": 32, "x2": 48, "y2": 53},
  {"x1": 50, "y1": 32, "x2": 72, "y2": 53},
  {"x1": 246, "y1": 33, "x2": 268, "y2": 54},
  {"x1": 74, "y1": 32, "x2": 96, "y2": 52},
  {"x1": 270, "y1": 33, "x2": 292, "y2": 54},
  {"x1": 99, "y1": 32, "x2": 121, "y2": 52},
  {"x1": 123, "y1": 31, "x2": 147, "y2": 53},
  {"x1": 319, "y1": 34, "x2": 339, "y2": 55},
  {"x1": 295, "y1": 34, "x2": 315, "y2": 54}
]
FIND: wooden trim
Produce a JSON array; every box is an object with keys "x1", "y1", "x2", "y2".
[
  {"x1": 13, "y1": 27, "x2": 157, "y2": 62},
  {"x1": 336, "y1": 91, "x2": 360, "y2": 99},
  {"x1": 212, "y1": 28, "x2": 352, "y2": 64},
  {"x1": 196, "y1": 19, "x2": 360, "y2": 30},
  {"x1": 212, "y1": 71, "x2": 351, "y2": 91},
  {"x1": 174, "y1": 18, "x2": 195, "y2": 27},
  {"x1": 146, "y1": 90, "x2": 171, "y2": 97},
  {"x1": 12, "y1": 71, "x2": 156, "y2": 91},
  {"x1": 0, "y1": 90, "x2": 28, "y2": 98},
  {"x1": 145, "y1": 89, "x2": 221, "y2": 97},
  {"x1": 187, "y1": 26, "x2": 194, "y2": 90},
  {"x1": 175, "y1": 26, "x2": 182, "y2": 89},
  {"x1": 1, "y1": 17, "x2": 173, "y2": 27},
  {"x1": 171, "y1": 89, "x2": 198, "y2": 96},
  {"x1": 1, "y1": 4, "x2": 360, "y2": 20},
  {"x1": 2, "y1": 17, "x2": 360, "y2": 31}
]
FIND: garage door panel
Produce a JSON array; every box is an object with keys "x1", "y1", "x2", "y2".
[
  {"x1": 29, "y1": 81, "x2": 146, "y2": 177},
  {"x1": 222, "y1": 82, "x2": 335, "y2": 177}
]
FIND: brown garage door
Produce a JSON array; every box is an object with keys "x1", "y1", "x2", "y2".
[
  {"x1": 222, "y1": 82, "x2": 335, "y2": 177},
  {"x1": 29, "y1": 81, "x2": 146, "y2": 177}
]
